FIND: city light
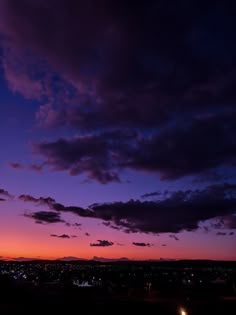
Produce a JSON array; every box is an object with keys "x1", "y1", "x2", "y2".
[{"x1": 179, "y1": 307, "x2": 187, "y2": 315}]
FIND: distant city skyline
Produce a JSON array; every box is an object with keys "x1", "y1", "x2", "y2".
[{"x1": 0, "y1": 0, "x2": 236, "y2": 261}]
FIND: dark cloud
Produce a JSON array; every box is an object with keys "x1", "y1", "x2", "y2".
[
  {"x1": 162, "y1": 244, "x2": 167, "y2": 247},
  {"x1": 169, "y1": 235, "x2": 180, "y2": 241},
  {"x1": 221, "y1": 215, "x2": 236, "y2": 229},
  {"x1": 9, "y1": 162, "x2": 24, "y2": 169},
  {"x1": 127, "y1": 112, "x2": 236, "y2": 180},
  {"x1": 19, "y1": 194, "x2": 92, "y2": 217},
  {"x1": 9, "y1": 162, "x2": 44, "y2": 173},
  {"x1": 0, "y1": 1, "x2": 236, "y2": 183},
  {"x1": 90, "y1": 240, "x2": 114, "y2": 247},
  {"x1": 19, "y1": 184, "x2": 236, "y2": 234},
  {"x1": 1, "y1": 0, "x2": 235, "y2": 123},
  {"x1": 89, "y1": 184, "x2": 236, "y2": 234},
  {"x1": 32, "y1": 132, "x2": 125, "y2": 184},
  {"x1": 216, "y1": 232, "x2": 227, "y2": 236},
  {"x1": 24, "y1": 211, "x2": 63, "y2": 224},
  {"x1": 102, "y1": 221, "x2": 121, "y2": 230},
  {"x1": 211, "y1": 215, "x2": 236, "y2": 230},
  {"x1": 72, "y1": 223, "x2": 82, "y2": 228},
  {"x1": 33, "y1": 112, "x2": 236, "y2": 182},
  {"x1": 0, "y1": 198, "x2": 6, "y2": 201},
  {"x1": 132, "y1": 242, "x2": 151, "y2": 247},
  {"x1": 85, "y1": 232, "x2": 90, "y2": 236},
  {"x1": 210, "y1": 218, "x2": 225, "y2": 229},
  {"x1": 50, "y1": 234, "x2": 70, "y2": 239},
  {"x1": 0, "y1": 189, "x2": 11, "y2": 198},
  {"x1": 0, "y1": 189, "x2": 9, "y2": 195},
  {"x1": 229, "y1": 232, "x2": 234, "y2": 236}
]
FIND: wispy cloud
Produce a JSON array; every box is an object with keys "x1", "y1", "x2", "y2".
[
  {"x1": 19, "y1": 194, "x2": 92, "y2": 217},
  {"x1": 9, "y1": 162, "x2": 24, "y2": 169},
  {"x1": 29, "y1": 164, "x2": 44, "y2": 172},
  {"x1": 50, "y1": 234, "x2": 71, "y2": 239}
]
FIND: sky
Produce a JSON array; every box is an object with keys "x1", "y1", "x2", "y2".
[{"x1": 0, "y1": 0, "x2": 236, "y2": 261}]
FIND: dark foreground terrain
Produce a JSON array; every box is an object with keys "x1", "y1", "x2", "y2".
[
  {"x1": 0, "y1": 259, "x2": 236, "y2": 314},
  {"x1": 0, "y1": 288, "x2": 236, "y2": 315}
]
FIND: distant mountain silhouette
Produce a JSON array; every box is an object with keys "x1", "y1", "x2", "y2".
[
  {"x1": 0, "y1": 257, "x2": 235, "y2": 268},
  {"x1": 13, "y1": 257, "x2": 41, "y2": 261},
  {"x1": 93, "y1": 256, "x2": 129, "y2": 262},
  {"x1": 56, "y1": 256, "x2": 88, "y2": 261}
]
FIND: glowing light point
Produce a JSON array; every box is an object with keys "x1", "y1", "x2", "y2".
[{"x1": 179, "y1": 307, "x2": 187, "y2": 315}]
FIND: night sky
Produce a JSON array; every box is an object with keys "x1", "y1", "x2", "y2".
[{"x1": 0, "y1": 0, "x2": 236, "y2": 261}]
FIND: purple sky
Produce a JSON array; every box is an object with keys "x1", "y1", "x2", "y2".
[{"x1": 0, "y1": 0, "x2": 236, "y2": 261}]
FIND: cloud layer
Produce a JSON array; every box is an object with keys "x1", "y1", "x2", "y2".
[
  {"x1": 0, "y1": 1, "x2": 236, "y2": 183},
  {"x1": 33, "y1": 112, "x2": 236, "y2": 182},
  {"x1": 89, "y1": 184, "x2": 236, "y2": 234},
  {"x1": 20, "y1": 184, "x2": 236, "y2": 234}
]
